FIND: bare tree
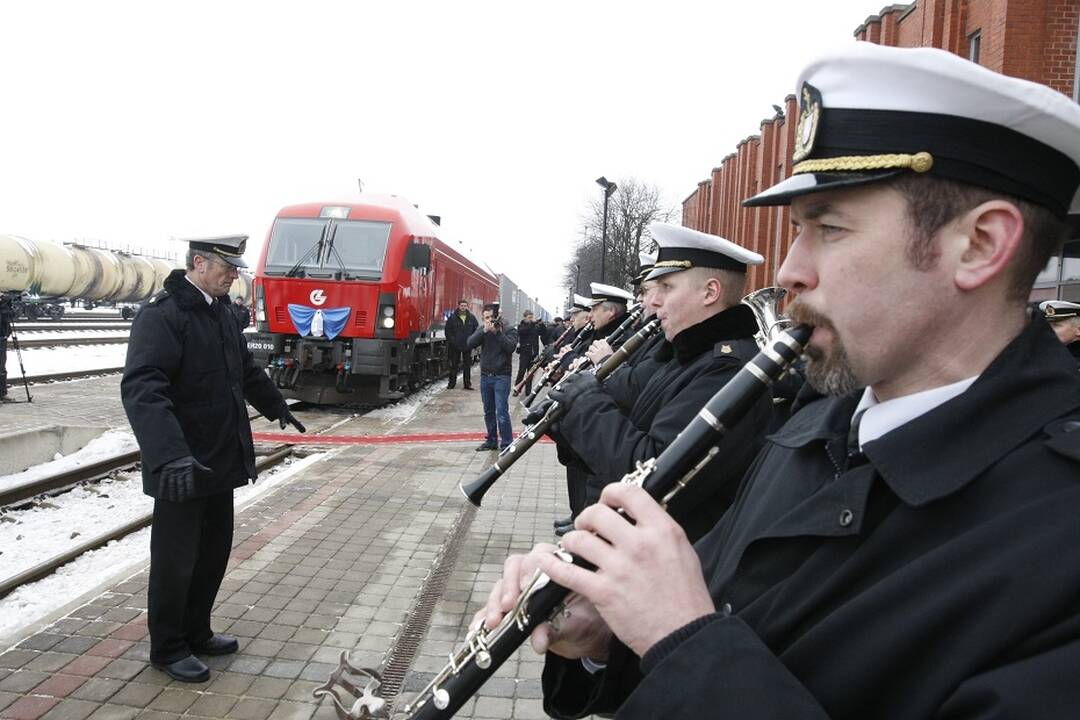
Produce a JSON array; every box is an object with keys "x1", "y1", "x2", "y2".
[{"x1": 564, "y1": 178, "x2": 676, "y2": 299}]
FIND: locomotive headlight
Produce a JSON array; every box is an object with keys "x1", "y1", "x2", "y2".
[
  {"x1": 256, "y1": 297, "x2": 266, "y2": 322},
  {"x1": 381, "y1": 316, "x2": 395, "y2": 329},
  {"x1": 382, "y1": 306, "x2": 395, "y2": 317}
]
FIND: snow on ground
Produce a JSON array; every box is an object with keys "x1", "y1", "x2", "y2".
[
  {"x1": 0, "y1": 450, "x2": 335, "y2": 643},
  {"x1": 364, "y1": 382, "x2": 447, "y2": 424},
  {"x1": 16, "y1": 330, "x2": 129, "y2": 342},
  {"x1": 0, "y1": 429, "x2": 139, "y2": 493},
  {"x1": 6, "y1": 344, "x2": 129, "y2": 376}
]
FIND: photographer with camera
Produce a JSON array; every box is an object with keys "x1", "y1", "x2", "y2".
[{"x1": 468, "y1": 303, "x2": 518, "y2": 450}]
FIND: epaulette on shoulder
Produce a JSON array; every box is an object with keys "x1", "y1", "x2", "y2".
[
  {"x1": 1044, "y1": 416, "x2": 1080, "y2": 463},
  {"x1": 714, "y1": 337, "x2": 758, "y2": 363},
  {"x1": 146, "y1": 290, "x2": 171, "y2": 306}
]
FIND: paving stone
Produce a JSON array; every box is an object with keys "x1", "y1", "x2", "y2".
[
  {"x1": 0, "y1": 691, "x2": 17, "y2": 712},
  {"x1": 265, "y1": 702, "x2": 314, "y2": 720},
  {"x1": 282, "y1": 680, "x2": 319, "y2": 703},
  {"x1": 146, "y1": 688, "x2": 199, "y2": 714},
  {"x1": 38, "y1": 698, "x2": 100, "y2": 720},
  {"x1": 205, "y1": 672, "x2": 254, "y2": 696},
  {"x1": 106, "y1": 682, "x2": 163, "y2": 708},
  {"x1": 0, "y1": 650, "x2": 39, "y2": 670},
  {"x1": 1, "y1": 695, "x2": 60, "y2": 720},
  {"x1": 69, "y1": 678, "x2": 124, "y2": 703},
  {"x1": 30, "y1": 674, "x2": 88, "y2": 698},
  {"x1": 223, "y1": 657, "x2": 268, "y2": 676},
  {"x1": 241, "y1": 640, "x2": 284, "y2": 658},
  {"x1": 86, "y1": 641, "x2": 133, "y2": 660},
  {"x1": 0, "y1": 670, "x2": 52, "y2": 693},
  {"x1": 186, "y1": 693, "x2": 237, "y2": 718},
  {"x1": 275, "y1": 645, "x2": 315, "y2": 663},
  {"x1": 262, "y1": 661, "x2": 304, "y2": 680},
  {"x1": 51, "y1": 639, "x2": 98, "y2": 656},
  {"x1": 17, "y1": 634, "x2": 66, "y2": 653},
  {"x1": 245, "y1": 677, "x2": 293, "y2": 700},
  {"x1": 25, "y1": 653, "x2": 81, "y2": 674},
  {"x1": 131, "y1": 712, "x2": 178, "y2": 720},
  {"x1": 96, "y1": 660, "x2": 143, "y2": 682},
  {"x1": 85, "y1": 705, "x2": 138, "y2": 720}
]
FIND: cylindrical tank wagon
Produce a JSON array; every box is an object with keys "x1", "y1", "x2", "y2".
[{"x1": 0, "y1": 234, "x2": 181, "y2": 318}]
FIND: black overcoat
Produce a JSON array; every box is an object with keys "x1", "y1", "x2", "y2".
[
  {"x1": 555, "y1": 304, "x2": 770, "y2": 541},
  {"x1": 121, "y1": 270, "x2": 289, "y2": 498},
  {"x1": 445, "y1": 310, "x2": 479, "y2": 351},
  {"x1": 543, "y1": 317, "x2": 1080, "y2": 719},
  {"x1": 517, "y1": 320, "x2": 542, "y2": 357}
]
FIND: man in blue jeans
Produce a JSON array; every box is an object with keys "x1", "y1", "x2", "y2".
[{"x1": 468, "y1": 304, "x2": 518, "y2": 450}]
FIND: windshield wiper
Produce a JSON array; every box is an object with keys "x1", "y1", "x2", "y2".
[
  {"x1": 284, "y1": 224, "x2": 329, "y2": 278},
  {"x1": 324, "y1": 222, "x2": 349, "y2": 280}
]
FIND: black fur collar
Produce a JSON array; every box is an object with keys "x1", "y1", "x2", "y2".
[{"x1": 656, "y1": 304, "x2": 759, "y2": 364}]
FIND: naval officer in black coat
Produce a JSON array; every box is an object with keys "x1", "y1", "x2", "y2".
[
  {"x1": 548, "y1": 223, "x2": 771, "y2": 542},
  {"x1": 121, "y1": 236, "x2": 305, "y2": 683},
  {"x1": 1040, "y1": 299, "x2": 1080, "y2": 369},
  {"x1": 481, "y1": 43, "x2": 1080, "y2": 719}
]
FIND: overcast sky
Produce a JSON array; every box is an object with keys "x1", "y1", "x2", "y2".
[{"x1": 1, "y1": 0, "x2": 881, "y2": 316}]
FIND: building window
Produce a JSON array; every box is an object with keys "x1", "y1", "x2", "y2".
[
  {"x1": 968, "y1": 31, "x2": 981, "y2": 64},
  {"x1": 1032, "y1": 239, "x2": 1080, "y2": 301}
]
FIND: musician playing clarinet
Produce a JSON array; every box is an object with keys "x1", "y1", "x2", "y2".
[
  {"x1": 482, "y1": 44, "x2": 1080, "y2": 719},
  {"x1": 544, "y1": 225, "x2": 770, "y2": 542}
]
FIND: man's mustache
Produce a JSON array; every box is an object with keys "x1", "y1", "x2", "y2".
[{"x1": 787, "y1": 299, "x2": 835, "y2": 332}]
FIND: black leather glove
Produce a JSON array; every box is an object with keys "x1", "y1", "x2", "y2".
[
  {"x1": 523, "y1": 398, "x2": 555, "y2": 426},
  {"x1": 158, "y1": 456, "x2": 211, "y2": 503},
  {"x1": 546, "y1": 371, "x2": 601, "y2": 411},
  {"x1": 279, "y1": 407, "x2": 306, "y2": 432}
]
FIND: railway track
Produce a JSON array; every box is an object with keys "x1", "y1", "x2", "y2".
[
  {"x1": 15, "y1": 322, "x2": 132, "y2": 332},
  {"x1": 5, "y1": 367, "x2": 126, "y2": 387},
  {"x1": 16, "y1": 336, "x2": 129, "y2": 349}
]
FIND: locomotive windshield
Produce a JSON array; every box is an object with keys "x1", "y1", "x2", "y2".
[{"x1": 264, "y1": 218, "x2": 392, "y2": 279}]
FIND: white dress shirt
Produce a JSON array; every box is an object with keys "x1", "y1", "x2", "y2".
[{"x1": 852, "y1": 375, "x2": 980, "y2": 451}]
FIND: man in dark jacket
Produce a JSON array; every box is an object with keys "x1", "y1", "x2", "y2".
[
  {"x1": 480, "y1": 44, "x2": 1080, "y2": 719},
  {"x1": 513, "y1": 310, "x2": 542, "y2": 396},
  {"x1": 548, "y1": 227, "x2": 768, "y2": 541},
  {"x1": 1040, "y1": 300, "x2": 1080, "y2": 369},
  {"x1": 230, "y1": 296, "x2": 251, "y2": 329},
  {"x1": 445, "y1": 299, "x2": 478, "y2": 390},
  {"x1": 121, "y1": 236, "x2": 305, "y2": 684},
  {"x1": 469, "y1": 304, "x2": 518, "y2": 450}
]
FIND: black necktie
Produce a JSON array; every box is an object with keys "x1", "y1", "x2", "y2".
[{"x1": 846, "y1": 409, "x2": 866, "y2": 469}]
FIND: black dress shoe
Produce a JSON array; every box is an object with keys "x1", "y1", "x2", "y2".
[
  {"x1": 553, "y1": 516, "x2": 572, "y2": 528},
  {"x1": 462, "y1": 385, "x2": 474, "y2": 390},
  {"x1": 153, "y1": 655, "x2": 209, "y2": 683},
  {"x1": 554, "y1": 523, "x2": 574, "y2": 537},
  {"x1": 192, "y1": 634, "x2": 239, "y2": 656},
  {"x1": 475, "y1": 443, "x2": 497, "y2": 451}
]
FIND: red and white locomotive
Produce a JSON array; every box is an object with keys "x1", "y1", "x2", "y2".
[{"x1": 247, "y1": 194, "x2": 498, "y2": 404}]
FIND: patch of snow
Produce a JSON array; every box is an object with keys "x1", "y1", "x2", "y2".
[
  {"x1": 365, "y1": 382, "x2": 446, "y2": 424},
  {"x1": 6, "y1": 344, "x2": 128, "y2": 376}
]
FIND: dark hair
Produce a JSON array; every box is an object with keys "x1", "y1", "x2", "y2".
[
  {"x1": 458, "y1": 299, "x2": 468, "y2": 304},
  {"x1": 887, "y1": 174, "x2": 1070, "y2": 302}
]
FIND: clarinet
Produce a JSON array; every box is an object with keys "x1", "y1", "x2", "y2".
[
  {"x1": 402, "y1": 323, "x2": 812, "y2": 719},
  {"x1": 461, "y1": 317, "x2": 662, "y2": 507},
  {"x1": 520, "y1": 320, "x2": 595, "y2": 407},
  {"x1": 513, "y1": 324, "x2": 574, "y2": 396}
]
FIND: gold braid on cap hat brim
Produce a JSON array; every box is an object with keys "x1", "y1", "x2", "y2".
[{"x1": 793, "y1": 151, "x2": 934, "y2": 175}]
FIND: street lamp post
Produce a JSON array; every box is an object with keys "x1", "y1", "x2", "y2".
[
  {"x1": 596, "y1": 176, "x2": 617, "y2": 284},
  {"x1": 575, "y1": 263, "x2": 581, "y2": 295}
]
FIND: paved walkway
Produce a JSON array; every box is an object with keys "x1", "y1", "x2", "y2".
[{"x1": 0, "y1": 365, "x2": 570, "y2": 720}]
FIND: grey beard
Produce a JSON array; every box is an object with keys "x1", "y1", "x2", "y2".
[{"x1": 803, "y1": 343, "x2": 861, "y2": 397}]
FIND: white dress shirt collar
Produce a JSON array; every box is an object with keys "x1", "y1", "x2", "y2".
[
  {"x1": 184, "y1": 274, "x2": 214, "y2": 306},
  {"x1": 852, "y1": 375, "x2": 979, "y2": 451}
]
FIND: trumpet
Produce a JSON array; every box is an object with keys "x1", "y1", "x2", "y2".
[
  {"x1": 396, "y1": 323, "x2": 812, "y2": 719},
  {"x1": 461, "y1": 318, "x2": 662, "y2": 507}
]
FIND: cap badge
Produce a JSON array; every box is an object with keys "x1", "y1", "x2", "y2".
[
  {"x1": 721, "y1": 344, "x2": 732, "y2": 354},
  {"x1": 792, "y1": 83, "x2": 823, "y2": 163},
  {"x1": 1046, "y1": 306, "x2": 1057, "y2": 316}
]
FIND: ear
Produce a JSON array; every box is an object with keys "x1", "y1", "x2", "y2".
[
  {"x1": 952, "y1": 200, "x2": 1024, "y2": 292},
  {"x1": 702, "y1": 276, "x2": 723, "y2": 307}
]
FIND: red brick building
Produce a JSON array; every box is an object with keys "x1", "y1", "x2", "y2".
[{"x1": 681, "y1": 0, "x2": 1080, "y2": 301}]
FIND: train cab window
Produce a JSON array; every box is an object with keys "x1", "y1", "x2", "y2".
[
  {"x1": 328, "y1": 220, "x2": 392, "y2": 277},
  {"x1": 265, "y1": 218, "x2": 326, "y2": 273}
]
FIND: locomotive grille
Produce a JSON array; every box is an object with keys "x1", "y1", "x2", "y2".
[
  {"x1": 354, "y1": 310, "x2": 368, "y2": 328},
  {"x1": 274, "y1": 306, "x2": 285, "y2": 323}
]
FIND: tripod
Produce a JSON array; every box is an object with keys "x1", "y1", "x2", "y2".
[{"x1": 3, "y1": 320, "x2": 33, "y2": 403}]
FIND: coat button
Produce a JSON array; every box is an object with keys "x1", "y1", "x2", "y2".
[
  {"x1": 839, "y1": 509, "x2": 854, "y2": 527},
  {"x1": 721, "y1": 602, "x2": 733, "y2": 616}
]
